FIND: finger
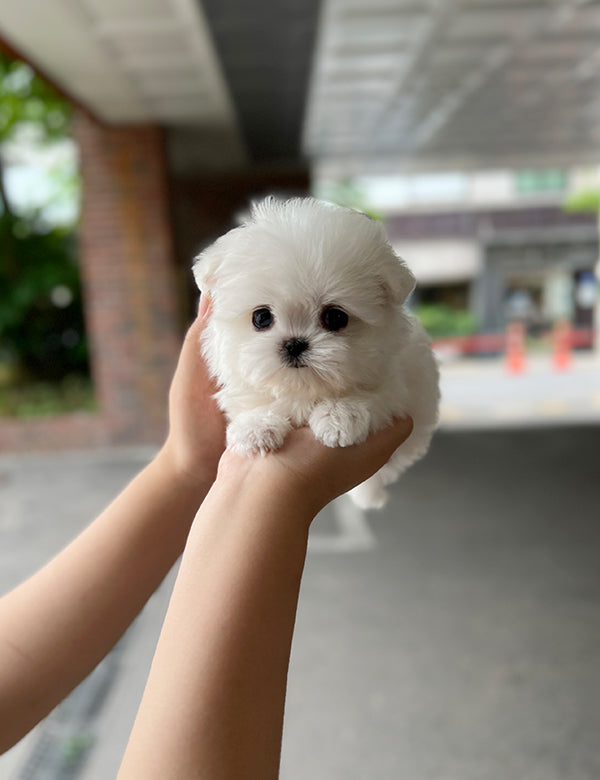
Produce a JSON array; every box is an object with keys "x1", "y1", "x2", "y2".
[{"x1": 171, "y1": 298, "x2": 215, "y2": 395}]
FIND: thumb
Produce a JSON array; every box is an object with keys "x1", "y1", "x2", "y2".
[{"x1": 362, "y1": 416, "x2": 414, "y2": 470}]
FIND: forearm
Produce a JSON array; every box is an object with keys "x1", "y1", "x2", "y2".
[
  {"x1": 119, "y1": 463, "x2": 312, "y2": 779},
  {"x1": 0, "y1": 448, "x2": 211, "y2": 752}
]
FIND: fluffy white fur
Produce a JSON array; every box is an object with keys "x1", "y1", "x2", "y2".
[{"x1": 193, "y1": 197, "x2": 439, "y2": 509}]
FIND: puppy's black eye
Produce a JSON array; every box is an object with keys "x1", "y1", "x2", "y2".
[
  {"x1": 321, "y1": 307, "x2": 349, "y2": 332},
  {"x1": 252, "y1": 307, "x2": 274, "y2": 330}
]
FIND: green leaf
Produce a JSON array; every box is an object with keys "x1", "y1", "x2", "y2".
[{"x1": 563, "y1": 189, "x2": 600, "y2": 214}]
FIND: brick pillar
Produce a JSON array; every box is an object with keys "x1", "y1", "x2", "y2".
[{"x1": 74, "y1": 113, "x2": 181, "y2": 444}]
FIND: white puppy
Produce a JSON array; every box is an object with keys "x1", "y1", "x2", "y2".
[{"x1": 193, "y1": 197, "x2": 439, "y2": 509}]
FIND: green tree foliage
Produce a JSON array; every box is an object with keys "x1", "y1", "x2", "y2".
[
  {"x1": 0, "y1": 52, "x2": 89, "y2": 390},
  {"x1": 564, "y1": 188, "x2": 600, "y2": 215},
  {"x1": 313, "y1": 179, "x2": 382, "y2": 220},
  {"x1": 414, "y1": 304, "x2": 478, "y2": 339},
  {"x1": 0, "y1": 55, "x2": 69, "y2": 140}
]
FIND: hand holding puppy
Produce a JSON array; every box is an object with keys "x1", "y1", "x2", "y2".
[{"x1": 216, "y1": 416, "x2": 414, "y2": 518}]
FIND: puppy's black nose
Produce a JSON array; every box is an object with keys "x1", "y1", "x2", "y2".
[{"x1": 284, "y1": 338, "x2": 309, "y2": 358}]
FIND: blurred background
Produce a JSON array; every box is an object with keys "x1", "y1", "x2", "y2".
[{"x1": 0, "y1": 1, "x2": 599, "y2": 778}]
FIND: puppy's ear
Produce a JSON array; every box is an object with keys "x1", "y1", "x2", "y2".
[
  {"x1": 380, "y1": 252, "x2": 416, "y2": 305},
  {"x1": 193, "y1": 223, "x2": 249, "y2": 294},
  {"x1": 192, "y1": 241, "x2": 225, "y2": 294}
]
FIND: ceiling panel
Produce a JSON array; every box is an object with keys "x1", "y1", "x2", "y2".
[
  {"x1": 80, "y1": 0, "x2": 169, "y2": 18},
  {"x1": 304, "y1": 0, "x2": 600, "y2": 172}
]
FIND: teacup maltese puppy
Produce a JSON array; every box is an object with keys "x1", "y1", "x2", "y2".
[{"x1": 193, "y1": 197, "x2": 439, "y2": 509}]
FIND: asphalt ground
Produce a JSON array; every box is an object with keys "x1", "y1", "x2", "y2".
[{"x1": 1, "y1": 423, "x2": 599, "y2": 779}]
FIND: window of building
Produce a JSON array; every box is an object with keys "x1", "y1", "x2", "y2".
[{"x1": 515, "y1": 169, "x2": 567, "y2": 195}]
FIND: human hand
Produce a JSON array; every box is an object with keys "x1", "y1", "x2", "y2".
[
  {"x1": 160, "y1": 296, "x2": 227, "y2": 489},
  {"x1": 218, "y1": 416, "x2": 413, "y2": 516}
]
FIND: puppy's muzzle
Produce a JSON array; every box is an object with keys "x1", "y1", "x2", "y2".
[{"x1": 282, "y1": 338, "x2": 309, "y2": 367}]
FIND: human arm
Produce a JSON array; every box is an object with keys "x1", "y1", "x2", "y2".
[
  {"x1": 118, "y1": 417, "x2": 413, "y2": 779},
  {"x1": 0, "y1": 298, "x2": 226, "y2": 752}
]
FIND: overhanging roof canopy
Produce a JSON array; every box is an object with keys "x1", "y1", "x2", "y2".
[{"x1": 1, "y1": 0, "x2": 599, "y2": 172}]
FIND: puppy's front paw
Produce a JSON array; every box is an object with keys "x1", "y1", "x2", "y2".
[
  {"x1": 227, "y1": 410, "x2": 291, "y2": 456},
  {"x1": 309, "y1": 399, "x2": 371, "y2": 448}
]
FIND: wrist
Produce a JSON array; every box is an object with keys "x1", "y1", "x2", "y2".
[
  {"x1": 154, "y1": 443, "x2": 215, "y2": 502},
  {"x1": 212, "y1": 449, "x2": 322, "y2": 525}
]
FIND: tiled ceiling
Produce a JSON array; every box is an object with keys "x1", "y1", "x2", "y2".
[
  {"x1": 1, "y1": 0, "x2": 600, "y2": 171},
  {"x1": 304, "y1": 0, "x2": 600, "y2": 173}
]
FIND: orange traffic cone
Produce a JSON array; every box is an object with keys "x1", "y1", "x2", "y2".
[
  {"x1": 505, "y1": 321, "x2": 526, "y2": 374},
  {"x1": 552, "y1": 319, "x2": 572, "y2": 372}
]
